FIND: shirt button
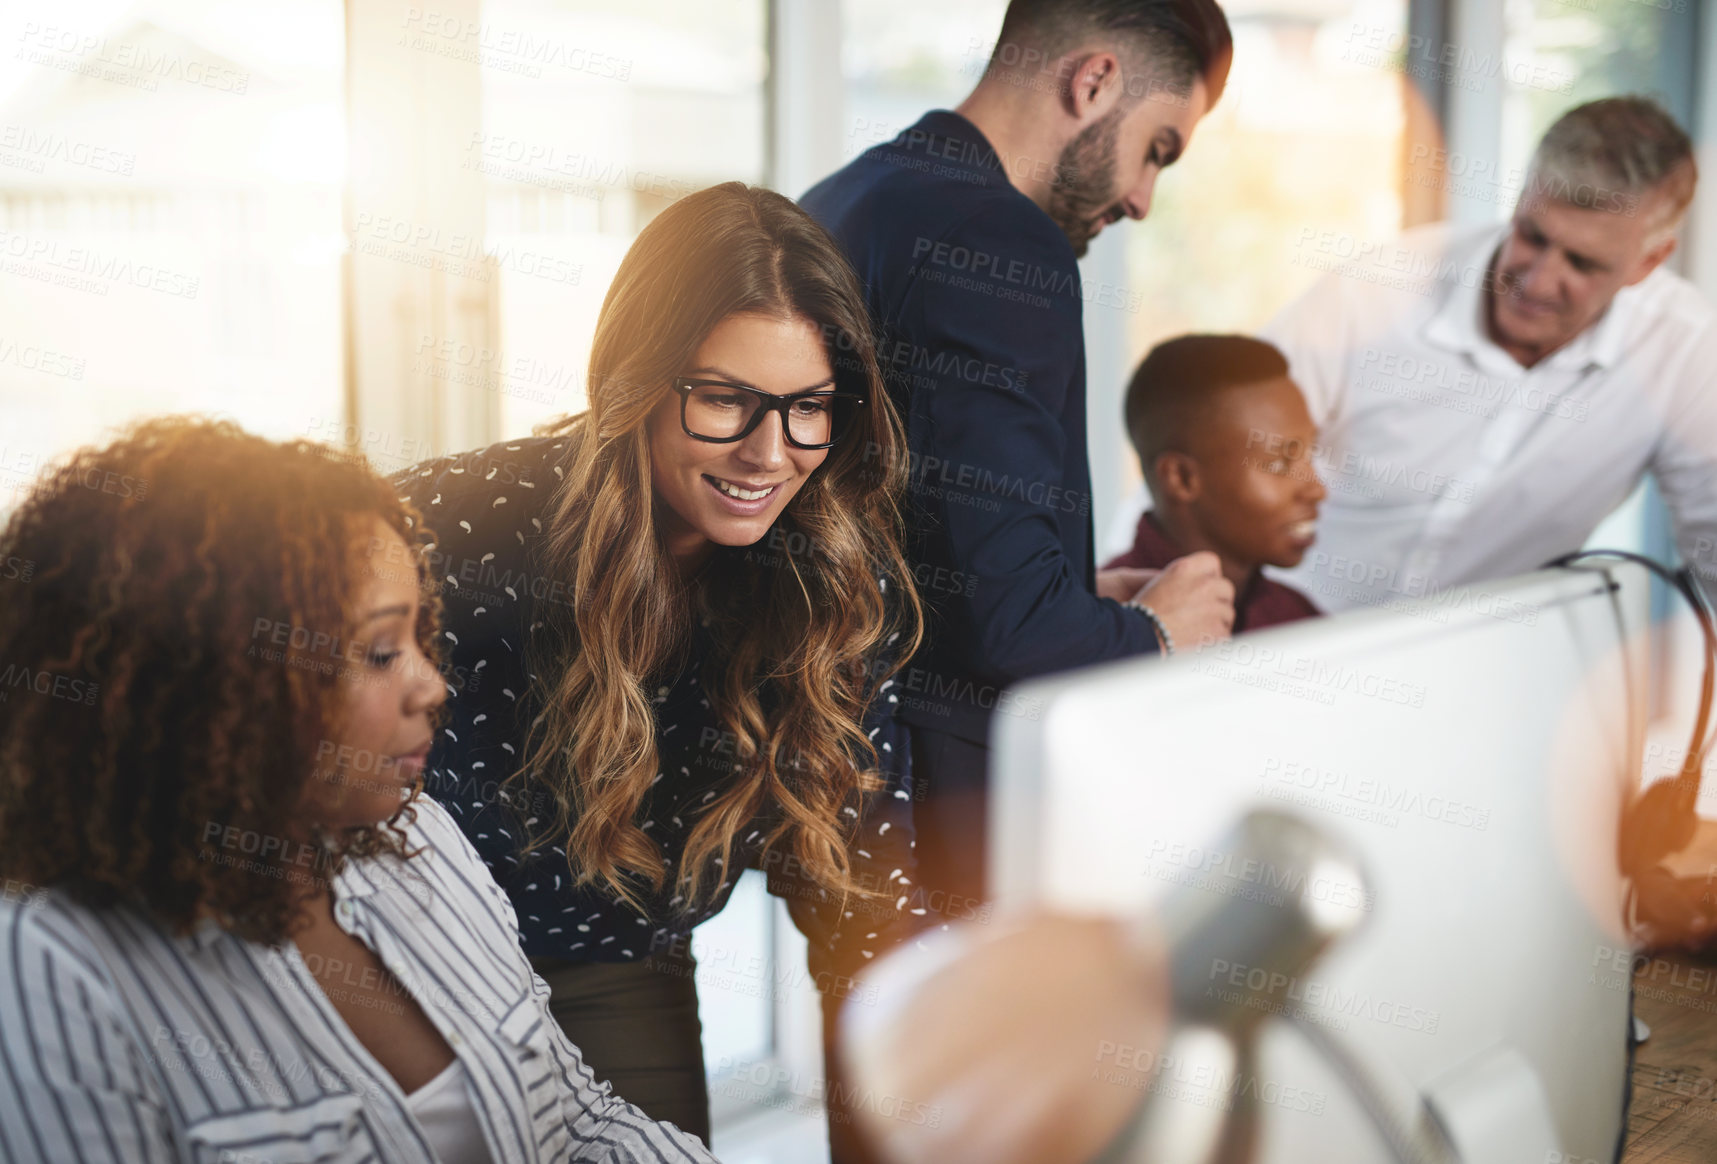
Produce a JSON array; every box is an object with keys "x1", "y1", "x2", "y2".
[
  {"x1": 447, "y1": 1033, "x2": 464, "y2": 1049},
  {"x1": 335, "y1": 901, "x2": 354, "y2": 923}
]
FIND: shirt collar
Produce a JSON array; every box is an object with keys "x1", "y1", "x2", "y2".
[
  {"x1": 1135, "y1": 512, "x2": 1263, "y2": 615},
  {"x1": 1132, "y1": 510, "x2": 1181, "y2": 562},
  {"x1": 185, "y1": 915, "x2": 225, "y2": 953},
  {"x1": 1421, "y1": 222, "x2": 1635, "y2": 373},
  {"x1": 889, "y1": 110, "x2": 1010, "y2": 188},
  {"x1": 180, "y1": 839, "x2": 379, "y2": 955},
  {"x1": 335, "y1": 851, "x2": 379, "y2": 899}
]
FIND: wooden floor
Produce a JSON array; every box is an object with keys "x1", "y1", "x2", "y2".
[
  {"x1": 1625, "y1": 945, "x2": 1717, "y2": 1161},
  {"x1": 1624, "y1": 822, "x2": 1717, "y2": 1162}
]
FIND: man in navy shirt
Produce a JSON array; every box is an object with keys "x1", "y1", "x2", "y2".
[{"x1": 802, "y1": 0, "x2": 1237, "y2": 911}]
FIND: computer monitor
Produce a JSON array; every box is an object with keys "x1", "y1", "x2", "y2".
[{"x1": 991, "y1": 564, "x2": 1647, "y2": 1164}]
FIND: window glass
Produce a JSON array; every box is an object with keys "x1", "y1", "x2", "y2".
[
  {"x1": 475, "y1": 0, "x2": 776, "y2": 1092},
  {"x1": 841, "y1": 0, "x2": 1008, "y2": 162},
  {"x1": 1499, "y1": 0, "x2": 1689, "y2": 190},
  {"x1": 0, "y1": 0, "x2": 345, "y2": 520},
  {"x1": 478, "y1": 0, "x2": 768, "y2": 437}
]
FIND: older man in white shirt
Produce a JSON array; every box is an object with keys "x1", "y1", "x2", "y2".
[{"x1": 1258, "y1": 97, "x2": 1717, "y2": 613}]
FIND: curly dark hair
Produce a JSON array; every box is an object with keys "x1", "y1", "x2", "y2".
[{"x1": 0, "y1": 416, "x2": 443, "y2": 946}]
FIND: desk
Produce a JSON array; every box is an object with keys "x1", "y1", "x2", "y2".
[
  {"x1": 1625, "y1": 945, "x2": 1717, "y2": 1161},
  {"x1": 1625, "y1": 821, "x2": 1717, "y2": 1162}
]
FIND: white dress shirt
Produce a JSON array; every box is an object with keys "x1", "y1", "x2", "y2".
[
  {"x1": 1259, "y1": 221, "x2": 1717, "y2": 612},
  {"x1": 0, "y1": 796, "x2": 717, "y2": 1163}
]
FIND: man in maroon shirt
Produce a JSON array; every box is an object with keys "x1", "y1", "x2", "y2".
[{"x1": 1106, "y1": 334, "x2": 1326, "y2": 633}]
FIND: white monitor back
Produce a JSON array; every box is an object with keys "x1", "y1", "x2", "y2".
[{"x1": 992, "y1": 565, "x2": 1646, "y2": 1164}]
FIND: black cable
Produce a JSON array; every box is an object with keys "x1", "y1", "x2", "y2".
[
  {"x1": 1542, "y1": 549, "x2": 1715, "y2": 809},
  {"x1": 1262, "y1": 552, "x2": 1698, "y2": 1164},
  {"x1": 1544, "y1": 548, "x2": 1716, "y2": 958},
  {"x1": 1675, "y1": 564, "x2": 1717, "y2": 763},
  {"x1": 1542, "y1": 551, "x2": 1715, "y2": 1162}
]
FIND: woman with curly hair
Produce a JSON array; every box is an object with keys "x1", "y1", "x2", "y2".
[
  {"x1": 0, "y1": 417, "x2": 716, "y2": 1163},
  {"x1": 393, "y1": 181, "x2": 927, "y2": 1147}
]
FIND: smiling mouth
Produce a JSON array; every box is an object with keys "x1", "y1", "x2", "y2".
[
  {"x1": 1498, "y1": 279, "x2": 1556, "y2": 315},
  {"x1": 704, "y1": 475, "x2": 781, "y2": 502},
  {"x1": 1288, "y1": 519, "x2": 1317, "y2": 541}
]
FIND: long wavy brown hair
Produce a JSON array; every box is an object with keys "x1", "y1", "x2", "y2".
[
  {"x1": 521, "y1": 181, "x2": 922, "y2": 912},
  {"x1": 0, "y1": 417, "x2": 442, "y2": 946}
]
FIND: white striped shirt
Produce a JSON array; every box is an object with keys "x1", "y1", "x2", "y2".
[{"x1": 0, "y1": 796, "x2": 717, "y2": 1163}]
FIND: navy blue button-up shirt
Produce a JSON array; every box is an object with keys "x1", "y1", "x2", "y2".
[{"x1": 802, "y1": 110, "x2": 1162, "y2": 745}]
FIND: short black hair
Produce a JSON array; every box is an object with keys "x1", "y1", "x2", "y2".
[
  {"x1": 1125, "y1": 334, "x2": 1290, "y2": 470},
  {"x1": 993, "y1": 0, "x2": 1234, "y2": 105}
]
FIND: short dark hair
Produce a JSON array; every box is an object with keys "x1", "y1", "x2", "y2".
[
  {"x1": 1124, "y1": 334, "x2": 1290, "y2": 468},
  {"x1": 993, "y1": 0, "x2": 1234, "y2": 105}
]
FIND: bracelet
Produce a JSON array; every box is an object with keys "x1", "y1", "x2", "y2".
[{"x1": 1125, "y1": 600, "x2": 1175, "y2": 656}]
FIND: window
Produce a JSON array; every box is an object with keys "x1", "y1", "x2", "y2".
[
  {"x1": 477, "y1": 0, "x2": 768, "y2": 436},
  {"x1": 1097, "y1": 0, "x2": 1410, "y2": 550},
  {"x1": 1119, "y1": 1, "x2": 1408, "y2": 345},
  {"x1": 1498, "y1": 0, "x2": 1694, "y2": 187},
  {"x1": 0, "y1": 0, "x2": 345, "y2": 521},
  {"x1": 457, "y1": 2, "x2": 806, "y2": 1149},
  {"x1": 841, "y1": 0, "x2": 1007, "y2": 164}
]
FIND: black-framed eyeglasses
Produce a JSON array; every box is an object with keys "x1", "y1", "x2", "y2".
[{"x1": 671, "y1": 377, "x2": 867, "y2": 450}]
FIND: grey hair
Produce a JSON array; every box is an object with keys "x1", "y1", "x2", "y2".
[{"x1": 1524, "y1": 97, "x2": 1697, "y2": 233}]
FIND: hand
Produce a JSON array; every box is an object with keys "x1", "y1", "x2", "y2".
[
  {"x1": 1133, "y1": 551, "x2": 1235, "y2": 649},
  {"x1": 1096, "y1": 566, "x2": 1158, "y2": 604},
  {"x1": 840, "y1": 911, "x2": 1169, "y2": 1164}
]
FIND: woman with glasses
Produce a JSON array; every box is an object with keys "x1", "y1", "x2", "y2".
[{"x1": 392, "y1": 181, "x2": 927, "y2": 1145}]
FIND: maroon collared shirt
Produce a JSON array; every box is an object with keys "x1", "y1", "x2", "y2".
[{"x1": 1104, "y1": 512, "x2": 1321, "y2": 634}]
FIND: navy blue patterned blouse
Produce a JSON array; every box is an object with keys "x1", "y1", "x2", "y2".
[{"x1": 391, "y1": 435, "x2": 923, "y2": 980}]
